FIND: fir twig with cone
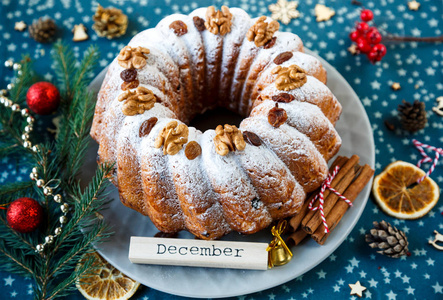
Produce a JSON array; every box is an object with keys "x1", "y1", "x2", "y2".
[
  {"x1": 92, "y1": 4, "x2": 128, "y2": 39},
  {"x1": 398, "y1": 100, "x2": 427, "y2": 132},
  {"x1": 365, "y1": 221, "x2": 409, "y2": 258},
  {"x1": 28, "y1": 18, "x2": 57, "y2": 43}
]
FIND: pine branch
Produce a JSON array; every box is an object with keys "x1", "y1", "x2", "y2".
[
  {"x1": 0, "y1": 239, "x2": 35, "y2": 277},
  {"x1": 52, "y1": 42, "x2": 75, "y2": 100},
  {"x1": 0, "y1": 181, "x2": 33, "y2": 196},
  {"x1": 8, "y1": 55, "x2": 34, "y2": 105}
]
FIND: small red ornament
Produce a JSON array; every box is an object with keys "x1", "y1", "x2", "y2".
[
  {"x1": 26, "y1": 82, "x2": 60, "y2": 115},
  {"x1": 360, "y1": 9, "x2": 374, "y2": 22},
  {"x1": 6, "y1": 197, "x2": 43, "y2": 233}
]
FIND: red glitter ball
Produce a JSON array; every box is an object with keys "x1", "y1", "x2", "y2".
[
  {"x1": 26, "y1": 82, "x2": 60, "y2": 115},
  {"x1": 6, "y1": 197, "x2": 43, "y2": 233}
]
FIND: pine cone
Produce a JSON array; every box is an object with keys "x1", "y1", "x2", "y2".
[
  {"x1": 365, "y1": 221, "x2": 409, "y2": 258},
  {"x1": 28, "y1": 18, "x2": 56, "y2": 43},
  {"x1": 92, "y1": 4, "x2": 128, "y2": 39},
  {"x1": 398, "y1": 100, "x2": 427, "y2": 132}
]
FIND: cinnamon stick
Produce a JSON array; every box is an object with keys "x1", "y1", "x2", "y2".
[
  {"x1": 286, "y1": 229, "x2": 308, "y2": 246},
  {"x1": 288, "y1": 156, "x2": 347, "y2": 232},
  {"x1": 302, "y1": 155, "x2": 361, "y2": 234},
  {"x1": 311, "y1": 164, "x2": 374, "y2": 245}
]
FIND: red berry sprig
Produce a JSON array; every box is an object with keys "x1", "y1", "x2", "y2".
[{"x1": 349, "y1": 9, "x2": 386, "y2": 63}]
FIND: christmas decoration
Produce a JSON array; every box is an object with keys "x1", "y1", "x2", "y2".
[
  {"x1": 14, "y1": 21, "x2": 27, "y2": 31},
  {"x1": 348, "y1": 9, "x2": 386, "y2": 63},
  {"x1": 398, "y1": 99, "x2": 427, "y2": 132},
  {"x1": 268, "y1": 0, "x2": 300, "y2": 25},
  {"x1": 72, "y1": 24, "x2": 89, "y2": 42},
  {"x1": 347, "y1": 43, "x2": 359, "y2": 55},
  {"x1": 28, "y1": 18, "x2": 56, "y2": 43},
  {"x1": 314, "y1": 4, "x2": 335, "y2": 22},
  {"x1": 372, "y1": 160, "x2": 439, "y2": 219},
  {"x1": 6, "y1": 197, "x2": 43, "y2": 233},
  {"x1": 429, "y1": 231, "x2": 443, "y2": 251},
  {"x1": 0, "y1": 43, "x2": 112, "y2": 299},
  {"x1": 365, "y1": 221, "x2": 409, "y2": 258},
  {"x1": 391, "y1": 82, "x2": 401, "y2": 90},
  {"x1": 412, "y1": 139, "x2": 442, "y2": 183},
  {"x1": 92, "y1": 4, "x2": 128, "y2": 39},
  {"x1": 26, "y1": 81, "x2": 60, "y2": 115},
  {"x1": 349, "y1": 281, "x2": 366, "y2": 298},
  {"x1": 408, "y1": 0, "x2": 420, "y2": 11},
  {"x1": 266, "y1": 220, "x2": 292, "y2": 267},
  {"x1": 433, "y1": 96, "x2": 443, "y2": 116}
]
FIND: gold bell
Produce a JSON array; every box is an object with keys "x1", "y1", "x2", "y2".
[
  {"x1": 266, "y1": 219, "x2": 293, "y2": 268},
  {"x1": 269, "y1": 239, "x2": 292, "y2": 267}
]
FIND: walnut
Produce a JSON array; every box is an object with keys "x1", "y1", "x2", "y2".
[
  {"x1": 268, "y1": 103, "x2": 288, "y2": 128},
  {"x1": 271, "y1": 64, "x2": 307, "y2": 91},
  {"x1": 117, "y1": 86, "x2": 156, "y2": 116},
  {"x1": 121, "y1": 80, "x2": 139, "y2": 91},
  {"x1": 246, "y1": 16, "x2": 280, "y2": 47},
  {"x1": 154, "y1": 121, "x2": 189, "y2": 155},
  {"x1": 205, "y1": 6, "x2": 232, "y2": 36},
  {"x1": 213, "y1": 124, "x2": 245, "y2": 156},
  {"x1": 117, "y1": 46, "x2": 150, "y2": 69}
]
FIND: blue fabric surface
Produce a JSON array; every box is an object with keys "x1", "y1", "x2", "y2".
[{"x1": 1, "y1": 0, "x2": 442, "y2": 299}]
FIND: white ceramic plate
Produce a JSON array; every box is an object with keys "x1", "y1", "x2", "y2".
[{"x1": 83, "y1": 51, "x2": 375, "y2": 298}]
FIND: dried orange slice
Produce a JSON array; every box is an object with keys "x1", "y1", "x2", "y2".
[
  {"x1": 372, "y1": 161, "x2": 440, "y2": 219},
  {"x1": 76, "y1": 252, "x2": 140, "y2": 300}
]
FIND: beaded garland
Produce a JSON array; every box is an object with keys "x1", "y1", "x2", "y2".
[{"x1": 1, "y1": 59, "x2": 69, "y2": 253}]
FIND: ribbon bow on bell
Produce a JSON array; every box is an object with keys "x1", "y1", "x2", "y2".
[{"x1": 266, "y1": 220, "x2": 293, "y2": 268}]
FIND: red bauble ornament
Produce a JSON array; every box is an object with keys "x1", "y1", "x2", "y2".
[
  {"x1": 26, "y1": 82, "x2": 60, "y2": 115},
  {"x1": 360, "y1": 9, "x2": 374, "y2": 22},
  {"x1": 6, "y1": 197, "x2": 43, "y2": 233},
  {"x1": 356, "y1": 22, "x2": 369, "y2": 33}
]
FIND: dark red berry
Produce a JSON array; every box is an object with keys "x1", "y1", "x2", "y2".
[
  {"x1": 372, "y1": 43, "x2": 387, "y2": 56},
  {"x1": 349, "y1": 31, "x2": 360, "y2": 42},
  {"x1": 356, "y1": 22, "x2": 369, "y2": 33},
  {"x1": 366, "y1": 30, "x2": 382, "y2": 44},
  {"x1": 360, "y1": 9, "x2": 374, "y2": 22},
  {"x1": 357, "y1": 37, "x2": 371, "y2": 53},
  {"x1": 368, "y1": 51, "x2": 382, "y2": 63}
]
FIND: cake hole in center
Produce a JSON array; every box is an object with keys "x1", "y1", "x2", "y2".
[{"x1": 189, "y1": 107, "x2": 244, "y2": 132}]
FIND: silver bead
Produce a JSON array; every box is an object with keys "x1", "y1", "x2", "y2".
[
  {"x1": 0, "y1": 89, "x2": 7, "y2": 96},
  {"x1": 17, "y1": 70, "x2": 23, "y2": 76},
  {"x1": 24, "y1": 125, "x2": 33, "y2": 133},
  {"x1": 23, "y1": 141, "x2": 32, "y2": 149},
  {"x1": 36, "y1": 244, "x2": 44, "y2": 252},
  {"x1": 53, "y1": 194, "x2": 62, "y2": 203},
  {"x1": 60, "y1": 203, "x2": 69, "y2": 213},
  {"x1": 11, "y1": 104, "x2": 19, "y2": 111},
  {"x1": 0, "y1": 97, "x2": 4, "y2": 104},
  {"x1": 36, "y1": 179, "x2": 45, "y2": 187},
  {"x1": 59, "y1": 216, "x2": 67, "y2": 224},
  {"x1": 26, "y1": 116, "x2": 34, "y2": 124},
  {"x1": 21, "y1": 133, "x2": 29, "y2": 140},
  {"x1": 43, "y1": 186, "x2": 53, "y2": 196},
  {"x1": 32, "y1": 167, "x2": 38, "y2": 174},
  {"x1": 4, "y1": 60, "x2": 13, "y2": 68},
  {"x1": 4, "y1": 99, "x2": 12, "y2": 107},
  {"x1": 32, "y1": 145, "x2": 39, "y2": 152},
  {"x1": 54, "y1": 227, "x2": 62, "y2": 236},
  {"x1": 7, "y1": 83, "x2": 14, "y2": 90},
  {"x1": 12, "y1": 63, "x2": 21, "y2": 70},
  {"x1": 30, "y1": 172, "x2": 37, "y2": 180},
  {"x1": 21, "y1": 108, "x2": 29, "y2": 116},
  {"x1": 45, "y1": 235, "x2": 54, "y2": 244}
]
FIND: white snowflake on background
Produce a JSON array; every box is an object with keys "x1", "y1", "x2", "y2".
[{"x1": 268, "y1": 0, "x2": 300, "y2": 25}]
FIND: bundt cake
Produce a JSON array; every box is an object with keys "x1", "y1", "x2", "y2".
[{"x1": 91, "y1": 6, "x2": 343, "y2": 240}]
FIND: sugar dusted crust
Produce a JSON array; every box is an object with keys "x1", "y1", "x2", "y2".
[{"x1": 91, "y1": 6, "x2": 342, "y2": 240}]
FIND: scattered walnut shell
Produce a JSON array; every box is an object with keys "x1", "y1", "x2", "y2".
[
  {"x1": 185, "y1": 141, "x2": 202, "y2": 160},
  {"x1": 268, "y1": 103, "x2": 288, "y2": 128},
  {"x1": 246, "y1": 16, "x2": 279, "y2": 47},
  {"x1": 139, "y1": 117, "x2": 158, "y2": 137},
  {"x1": 205, "y1": 6, "x2": 232, "y2": 36},
  {"x1": 271, "y1": 64, "x2": 307, "y2": 91},
  {"x1": 274, "y1": 52, "x2": 293, "y2": 65},
  {"x1": 272, "y1": 92, "x2": 295, "y2": 103},
  {"x1": 243, "y1": 131, "x2": 262, "y2": 146},
  {"x1": 154, "y1": 121, "x2": 189, "y2": 155},
  {"x1": 193, "y1": 16, "x2": 206, "y2": 31},
  {"x1": 169, "y1": 20, "x2": 188, "y2": 36}
]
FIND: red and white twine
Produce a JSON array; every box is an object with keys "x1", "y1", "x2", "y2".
[
  {"x1": 308, "y1": 166, "x2": 352, "y2": 233},
  {"x1": 412, "y1": 139, "x2": 443, "y2": 183}
]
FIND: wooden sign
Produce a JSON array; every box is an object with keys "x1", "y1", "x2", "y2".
[{"x1": 129, "y1": 236, "x2": 269, "y2": 270}]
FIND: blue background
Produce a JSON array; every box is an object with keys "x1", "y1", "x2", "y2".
[{"x1": 0, "y1": 0, "x2": 442, "y2": 299}]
